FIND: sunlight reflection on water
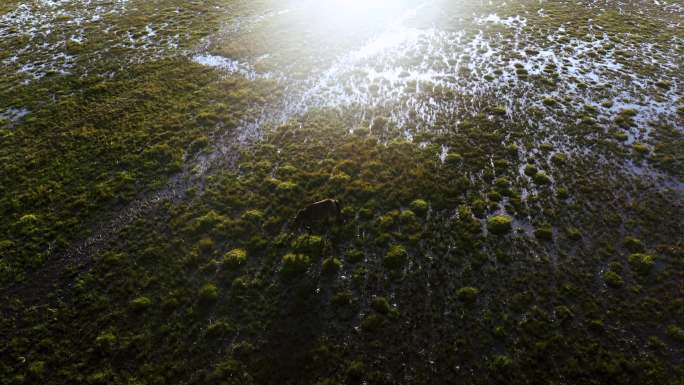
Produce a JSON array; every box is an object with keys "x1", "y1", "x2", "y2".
[
  {"x1": 301, "y1": 0, "x2": 419, "y2": 28},
  {"x1": 195, "y1": 0, "x2": 681, "y2": 152}
]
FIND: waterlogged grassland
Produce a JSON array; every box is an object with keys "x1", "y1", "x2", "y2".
[
  {"x1": 0, "y1": 0, "x2": 270, "y2": 85},
  {"x1": 3, "y1": 111, "x2": 682, "y2": 384},
  {"x1": 0, "y1": 62, "x2": 277, "y2": 284},
  {"x1": 197, "y1": 0, "x2": 682, "y2": 178},
  {"x1": 0, "y1": 0, "x2": 279, "y2": 284},
  {"x1": 1, "y1": 0, "x2": 683, "y2": 384}
]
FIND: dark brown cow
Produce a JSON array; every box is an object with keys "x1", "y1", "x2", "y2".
[{"x1": 292, "y1": 199, "x2": 341, "y2": 231}]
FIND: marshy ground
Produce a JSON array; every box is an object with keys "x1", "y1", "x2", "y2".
[{"x1": 1, "y1": 0, "x2": 683, "y2": 384}]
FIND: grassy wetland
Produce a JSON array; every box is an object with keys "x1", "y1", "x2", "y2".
[{"x1": 1, "y1": 0, "x2": 683, "y2": 384}]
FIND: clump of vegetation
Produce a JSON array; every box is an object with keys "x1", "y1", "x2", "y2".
[
  {"x1": 322, "y1": 257, "x2": 342, "y2": 275},
  {"x1": 494, "y1": 177, "x2": 511, "y2": 190},
  {"x1": 195, "y1": 238, "x2": 215, "y2": 255},
  {"x1": 410, "y1": 199, "x2": 429, "y2": 215},
  {"x1": 487, "y1": 215, "x2": 512, "y2": 235},
  {"x1": 633, "y1": 142, "x2": 649, "y2": 154},
  {"x1": 655, "y1": 80, "x2": 671, "y2": 89},
  {"x1": 345, "y1": 249, "x2": 364, "y2": 264},
  {"x1": 542, "y1": 97, "x2": 557, "y2": 107},
  {"x1": 371, "y1": 116, "x2": 389, "y2": 133},
  {"x1": 604, "y1": 270, "x2": 624, "y2": 288},
  {"x1": 488, "y1": 191, "x2": 502, "y2": 202},
  {"x1": 199, "y1": 283, "x2": 219, "y2": 303},
  {"x1": 400, "y1": 209, "x2": 417, "y2": 224},
  {"x1": 346, "y1": 361, "x2": 365, "y2": 382},
  {"x1": 667, "y1": 325, "x2": 684, "y2": 342},
  {"x1": 555, "y1": 305, "x2": 574, "y2": 323},
  {"x1": 533, "y1": 171, "x2": 552, "y2": 185},
  {"x1": 491, "y1": 355, "x2": 513, "y2": 371},
  {"x1": 624, "y1": 236, "x2": 645, "y2": 252},
  {"x1": 242, "y1": 209, "x2": 265, "y2": 222},
  {"x1": 551, "y1": 153, "x2": 567, "y2": 164},
  {"x1": 384, "y1": 245, "x2": 408, "y2": 270},
  {"x1": 95, "y1": 331, "x2": 118, "y2": 352},
  {"x1": 361, "y1": 314, "x2": 386, "y2": 332},
  {"x1": 615, "y1": 108, "x2": 638, "y2": 127},
  {"x1": 207, "y1": 320, "x2": 233, "y2": 337},
  {"x1": 281, "y1": 253, "x2": 311, "y2": 277},
  {"x1": 457, "y1": 287, "x2": 480, "y2": 304},
  {"x1": 445, "y1": 152, "x2": 463, "y2": 165},
  {"x1": 472, "y1": 199, "x2": 488, "y2": 217},
  {"x1": 628, "y1": 253, "x2": 655, "y2": 275},
  {"x1": 371, "y1": 296, "x2": 392, "y2": 314},
  {"x1": 223, "y1": 248, "x2": 247, "y2": 269},
  {"x1": 566, "y1": 227, "x2": 582, "y2": 241},
  {"x1": 490, "y1": 105, "x2": 507, "y2": 115},
  {"x1": 28, "y1": 361, "x2": 46, "y2": 379},
  {"x1": 276, "y1": 180, "x2": 298, "y2": 192},
  {"x1": 534, "y1": 226, "x2": 553, "y2": 241},
  {"x1": 612, "y1": 131, "x2": 629, "y2": 141},
  {"x1": 292, "y1": 235, "x2": 324, "y2": 256},
  {"x1": 130, "y1": 296, "x2": 152, "y2": 312}
]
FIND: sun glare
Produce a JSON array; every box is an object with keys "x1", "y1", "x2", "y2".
[{"x1": 307, "y1": 0, "x2": 412, "y2": 29}]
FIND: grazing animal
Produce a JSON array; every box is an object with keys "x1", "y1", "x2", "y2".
[{"x1": 292, "y1": 199, "x2": 341, "y2": 231}]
